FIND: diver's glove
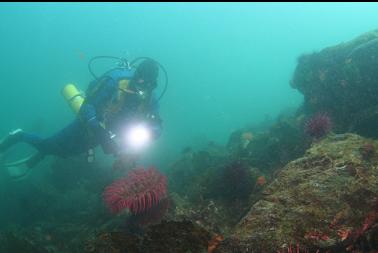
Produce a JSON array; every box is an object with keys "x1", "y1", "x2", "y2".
[
  {"x1": 82, "y1": 113, "x2": 118, "y2": 155},
  {"x1": 100, "y1": 131, "x2": 120, "y2": 155}
]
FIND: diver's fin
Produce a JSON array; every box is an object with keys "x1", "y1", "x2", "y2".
[
  {"x1": 4, "y1": 153, "x2": 42, "y2": 180},
  {"x1": 5, "y1": 155, "x2": 33, "y2": 167},
  {"x1": 5, "y1": 161, "x2": 32, "y2": 180},
  {"x1": 0, "y1": 129, "x2": 24, "y2": 153}
]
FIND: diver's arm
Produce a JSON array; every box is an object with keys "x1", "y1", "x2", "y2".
[
  {"x1": 79, "y1": 102, "x2": 107, "y2": 135},
  {"x1": 79, "y1": 108, "x2": 104, "y2": 136},
  {"x1": 79, "y1": 80, "x2": 119, "y2": 154}
]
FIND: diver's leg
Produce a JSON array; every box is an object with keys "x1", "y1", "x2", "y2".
[
  {"x1": 3, "y1": 124, "x2": 83, "y2": 171},
  {"x1": 3, "y1": 120, "x2": 92, "y2": 168},
  {"x1": 46, "y1": 119, "x2": 94, "y2": 156},
  {"x1": 20, "y1": 126, "x2": 83, "y2": 156},
  {"x1": 20, "y1": 132, "x2": 51, "y2": 154}
]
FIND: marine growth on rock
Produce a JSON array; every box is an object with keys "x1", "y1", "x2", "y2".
[{"x1": 304, "y1": 113, "x2": 332, "y2": 139}]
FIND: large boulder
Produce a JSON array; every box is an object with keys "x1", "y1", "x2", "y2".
[
  {"x1": 291, "y1": 29, "x2": 378, "y2": 137},
  {"x1": 226, "y1": 134, "x2": 377, "y2": 253},
  {"x1": 85, "y1": 220, "x2": 211, "y2": 253}
]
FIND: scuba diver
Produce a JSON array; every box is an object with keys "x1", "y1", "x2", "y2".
[{"x1": 0, "y1": 56, "x2": 167, "y2": 179}]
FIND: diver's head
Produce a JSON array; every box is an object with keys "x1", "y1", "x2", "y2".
[{"x1": 132, "y1": 59, "x2": 159, "y2": 92}]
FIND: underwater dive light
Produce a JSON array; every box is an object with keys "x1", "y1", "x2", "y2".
[{"x1": 124, "y1": 124, "x2": 152, "y2": 150}]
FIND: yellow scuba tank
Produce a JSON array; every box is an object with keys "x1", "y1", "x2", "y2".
[
  {"x1": 118, "y1": 79, "x2": 130, "y2": 93},
  {"x1": 61, "y1": 84, "x2": 85, "y2": 113}
]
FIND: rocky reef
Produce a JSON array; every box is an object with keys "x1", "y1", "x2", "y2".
[
  {"x1": 85, "y1": 220, "x2": 211, "y2": 253},
  {"x1": 291, "y1": 29, "x2": 378, "y2": 138},
  {"x1": 221, "y1": 133, "x2": 378, "y2": 253}
]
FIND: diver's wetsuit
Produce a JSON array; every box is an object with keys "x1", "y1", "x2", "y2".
[
  {"x1": 18, "y1": 68, "x2": 162, "y2": 166},
  {"x1": 20, "y1": 119, "x2": 94, "y2": 157}
]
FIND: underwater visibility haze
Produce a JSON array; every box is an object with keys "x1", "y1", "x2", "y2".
[{"x1": 0, "y1": 2, "x2": 377, "y2": 253}]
